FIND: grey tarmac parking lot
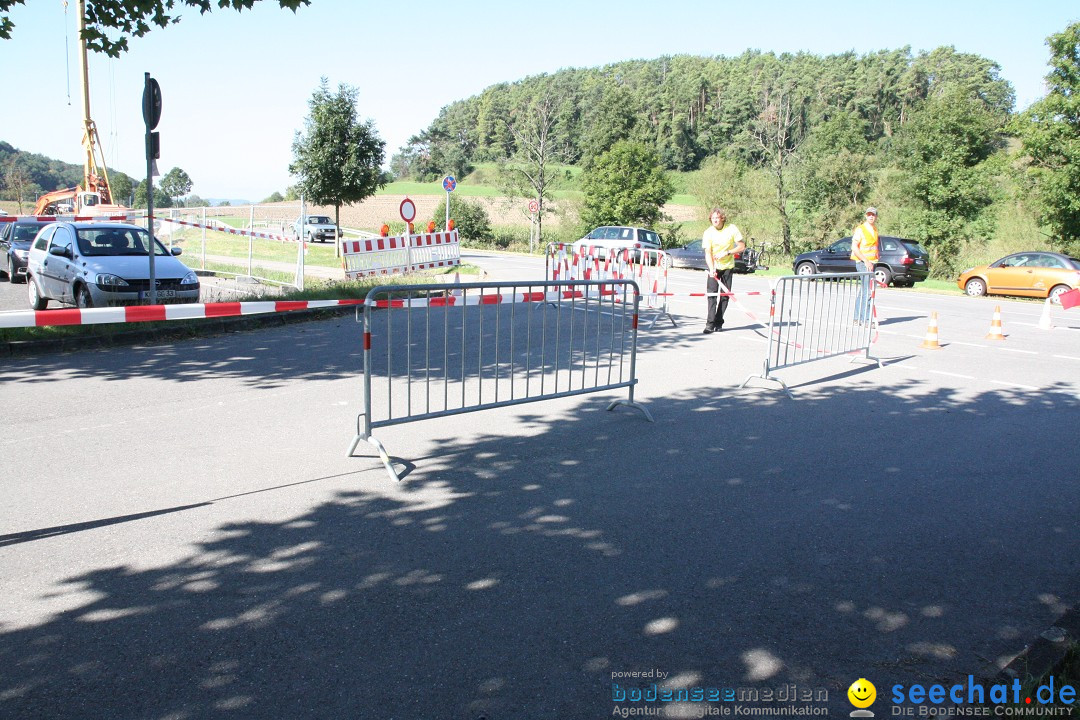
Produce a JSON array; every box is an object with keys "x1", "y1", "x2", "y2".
[{"x1": 1, "y1": 251, "x2": 1079, "y2": 718}]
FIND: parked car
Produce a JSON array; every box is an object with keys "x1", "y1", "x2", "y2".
[
  {"x1": 663, "y1": 239, "x2": 757, "y2": 274},
  {"x1": 0, "y1": 217, "x2": 55, "y2": 283},
  {"x1": 26, "y1": 221, "x2": 200, "y2": 309},
  {"x1": 571, "y1": 226, "x2": 662, "y2": 263},
  {"x1": 792, "y1": 236, "x2": 930, "y2": 287},
  {"x1": 293, "y1": 215, "x2": 340, "y2": 243},
  {"x1": 957, "y1": 251, "x2": 1080, "y2": 303}
]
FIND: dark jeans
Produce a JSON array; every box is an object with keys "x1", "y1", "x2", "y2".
[{"x1": 707, "y1": 268, "x2": 734, "y2": 328}]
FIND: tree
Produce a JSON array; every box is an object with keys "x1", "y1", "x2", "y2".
[
  {"x1": 262, "y1": 191, "x2": 285, "y2": 203},
  {"x1": 580, "y1": 141, "x2": 674, "y2": 229},
  {"x1": 431, "y1": 196, "x2": 492, "y2": 241},
  {"x1": 498, "y1": 94, "x2": 563, "y2": 245},
  {"x1": 1016, "y1": 22, "x2": 1080, "y2": 255},
  {"x1": 0, "y1": 0, "x2": 311, "y2": 57},
  {"x1": 894, "y1": 89, "x2": 1002, "y2": 274},
  {"x1": 133, "y1": 180, "x2": 171, "y2": 209},
  {"x1": 3, "y1": 157, "x2": 39, "y2": 213},
  {"x1": 792, "y1": 112, "x2": 875, "y2": 244},
  {"x1": 110, "y1": 172, "x2": 134, "y2": 206},
  {"x1": 159, "y1": 167, "x2": 193, "y2": 208},
  {"x1": 689, "y1": 154, "x2": 753, "y2": 221},
  {"x1": 747, "y1": 77, "x2": 811, "y2": 256},
  {"x1": 290, "y1": 78, "x2": 386, "y2": 257}
]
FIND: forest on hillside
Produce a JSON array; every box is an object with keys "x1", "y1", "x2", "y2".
[{"x1": 393, "y1": 37, "x2": 1080, "y2": 273}]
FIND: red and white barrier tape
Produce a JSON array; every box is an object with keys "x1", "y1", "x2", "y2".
[
  {"x1": 369, "y1": 288, "x2": 624, "y2": 309},
  {"x1": 0, "y1": 289, "x2": 632, "y2": 329},
  {"x1": 158, "y1": 217, "x2": 294, "y2": 242},
  {"x1": 0, "y1": 299, "x2": 363, "y2": 329}
]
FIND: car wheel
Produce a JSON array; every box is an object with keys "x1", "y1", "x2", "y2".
[
  {"x1": 874, "y1": 266, "x2": 893, "y2": 287},
  {"x1": 28, "y1": 277, "x2": 48, "y2": 310},
  {"x1": 796, "y1": 262, "x2": 817, "y2": 276},
  {"x1": 964, "y1": 278, "x2": 987, "y2": 297},
  {"x1": 894, "y1": 280, "x2": 914, "y2": 288},
  {"x1": 75, "y1": 284, "x2": 94, "y2": 309},
  {"x1": 1049, "y1": 284, "x2": 1072, "y2": 304}
]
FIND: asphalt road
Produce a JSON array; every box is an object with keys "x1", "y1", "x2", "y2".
[{"x1": 1, "y1": 251, "x2": 1079, "y2": 718}]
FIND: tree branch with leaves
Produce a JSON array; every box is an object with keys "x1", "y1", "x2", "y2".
[{"x1": 1, "y1": 0, "x2": 311, "y2": 57}]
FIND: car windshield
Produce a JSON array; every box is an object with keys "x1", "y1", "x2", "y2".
[
  {"x1": 76, "y1": 227, "x2": 170, "y2": 257},
  {"x1": 13, "y1": 225, "x2": 47, "y2": 242},
  {"x1": 901, "y1": 240, "x2": 928, "y2": 255},
  {"x1": 308, "y1": 216, "x2": 331, "y2": 224}
]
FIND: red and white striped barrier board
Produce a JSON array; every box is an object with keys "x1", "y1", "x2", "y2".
[
  {"x1": 342, "y1": 230, "x2": 460, "y2": 279},
  {"x1": 0, "y1": 299, "x2": 363, "y2": 329},
  {"x1": 0, "y1": 212, "x2": 147, "y2": 224}
]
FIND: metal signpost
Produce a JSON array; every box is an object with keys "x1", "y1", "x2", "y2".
[
  {"x1": 142, "y1": 73, "x2": 162, "y2": 304},
  {"x1": 528, "y1": 199, "x2": 539, "y2": 253},
  {"x1": 400, "y1": 196, "x2": 416, "y2": 269},
  {"x1": 442, "y1": 175, "x2": 456, "y2": 230}
]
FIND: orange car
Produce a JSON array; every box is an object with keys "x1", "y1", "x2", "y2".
[{"x1": 957, "y1": 251, "x2": 1080, "y2": 302}]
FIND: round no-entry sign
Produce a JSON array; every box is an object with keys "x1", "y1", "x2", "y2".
[
  {"x1": 399, "y1": 197, "x2": 416, "y2": 223},
  {"x1": 528, "y1": 200, "x2": 539, "y2": 214},
  {"x1": 443, "y1": 176, "x2": 456, "y2": 192}
]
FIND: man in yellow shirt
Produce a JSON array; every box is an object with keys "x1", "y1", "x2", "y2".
[
  {"x1": 850, "y1": 207, "x2": 880, "y2": 325},
  {"x1": 701, "y1": 208, "x2": 745, "y2": 333}
]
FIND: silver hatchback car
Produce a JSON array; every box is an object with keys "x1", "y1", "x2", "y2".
[{"x1": 26, "y1": 221, "x2": 200, "y2": 309}]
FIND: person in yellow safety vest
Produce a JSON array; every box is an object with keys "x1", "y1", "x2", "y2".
[
  {"x1": 850, "y1": 206, "x2": 880, "y2": 326},
  {"x1": 701, "y1": 207, "x2": 745, "y2": 334}
]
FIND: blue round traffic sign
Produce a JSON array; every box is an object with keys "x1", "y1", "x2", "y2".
[{"x1": 443, "y1": 176, "x2": 456, "y2": 192}]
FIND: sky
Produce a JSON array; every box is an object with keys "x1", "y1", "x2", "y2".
[{"x1": 1, "y1": 1, "x2": 1077, "y2": 201}]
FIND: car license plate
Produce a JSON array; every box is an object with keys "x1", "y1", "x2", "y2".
[{"x1": 158, "y1": 289, "x2": 176, "y2": 298}]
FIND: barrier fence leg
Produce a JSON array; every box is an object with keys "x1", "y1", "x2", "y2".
[
  {"x1": 348, "y1": 417, "x2": 401, "y2": 482},
  {"x1": 607, "y1": 387, "x2": 655, "y2": 422}
]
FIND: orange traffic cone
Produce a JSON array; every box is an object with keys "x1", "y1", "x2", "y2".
[
  {"x1": 985, "y1": 305, "x2": 1005, "y2": 340},
  {"x1": 919, "y1": 312, "x2": 942, "y2": 349},
  {"x1": 1038, "y1": 298, "x2": 1055, "y2": 330}
]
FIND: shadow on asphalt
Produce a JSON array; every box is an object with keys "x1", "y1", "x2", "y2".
[{"x1": 2, "y1": 362, "x2": 1078, "y2": 717}]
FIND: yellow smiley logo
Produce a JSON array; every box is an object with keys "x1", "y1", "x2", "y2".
[{"x1": 848, "y1": 678, "x2": 876, "y2": 708}]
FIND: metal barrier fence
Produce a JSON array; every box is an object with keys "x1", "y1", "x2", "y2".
[
  {"x1": 348, "y1": 279, "x2": 654, "y2": 481},
  {"x1": 741, "y1": 272, "x2": 882, "y2": 397},
  {"x1": 544, "y1": 243, "x2": 674, "y2": 328}
]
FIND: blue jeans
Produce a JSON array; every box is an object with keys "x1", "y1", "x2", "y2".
[{"x1": 854, "y1": 265, "x2": 873, "y2": 324}]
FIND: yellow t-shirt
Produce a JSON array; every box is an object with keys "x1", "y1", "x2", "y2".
[{"x1": 702, "y1": 224, "x2": 743, "y2": 271}]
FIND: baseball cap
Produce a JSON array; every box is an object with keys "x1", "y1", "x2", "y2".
[{"x1": 865, "y1": 207, "x2": 878, "y2": 216}]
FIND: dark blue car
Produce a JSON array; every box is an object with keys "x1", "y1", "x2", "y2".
[
  {"x1": 792, "y1": 236, "x2": 930, "y2": 287},
  {"x1": 0, "y1": 217, "x2": 55, "y2": 284}
]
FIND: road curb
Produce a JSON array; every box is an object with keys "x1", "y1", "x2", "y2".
[{"x1": 998, "y1": 604, "x2": 1080, "y2": 684}]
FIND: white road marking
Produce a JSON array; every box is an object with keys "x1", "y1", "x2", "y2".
[
  {"x1": 931, "y1": 370, "x2": 975, "y2": 380},
  {"x1": 990, "y1": 380, "x2": 1040, "y2": 391},
  {"x1": 1000, "y1": 348, "x2": 1038, "y2": 355}
]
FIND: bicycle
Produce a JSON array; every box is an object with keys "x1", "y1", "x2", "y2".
[{"x1": 743, "y1": 239, "x2": 771, "y2": 272}]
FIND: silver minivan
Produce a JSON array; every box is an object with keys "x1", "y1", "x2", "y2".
[
  {"x1": 26, "y1": 221, "x2": 200, "y2": 309},
  {"x1": 571, "y1": 226, "x2": 663, "y2": 263}
]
